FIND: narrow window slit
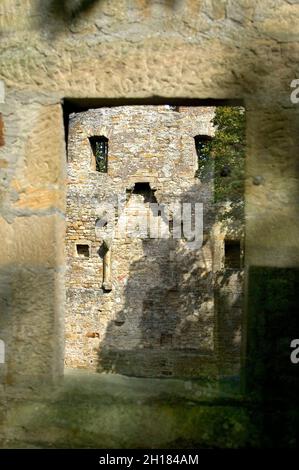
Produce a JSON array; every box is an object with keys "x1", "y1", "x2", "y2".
[{"x1": 89, "y1": 136, "x2": 108, "y2": 173}]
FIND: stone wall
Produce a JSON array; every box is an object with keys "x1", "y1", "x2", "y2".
[
  {"x1": 65, "y1": 105, "x2": 244, "y2": 377},
  {"x1": 0, "y1": 0, "x2": 298, "y2": 387},
  {"x1": 66, "y1": 106, "x2": 212, "y2": 376},
  {"x1": 0, "y1": 0, "x2": 298, "y2": 447}
]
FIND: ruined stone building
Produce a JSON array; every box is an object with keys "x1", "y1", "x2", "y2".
[
  {"x1": 1, "y1": 0, "x2": 298, "y2": 449},
  {"x1": 65, "y1": 105, "x2": 244, "y2": 378}
]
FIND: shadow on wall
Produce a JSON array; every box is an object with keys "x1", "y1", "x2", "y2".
[
  {"x1": 96, "y1": 243, "x2": 244, "y2": 382},
  {"x1": 2, "y1": 2, "x2": 299, "y2": 446},
  {"x1": 243, "y1": 101, "x2": 299, "y2": 448},
  {"x1": 95, "y1": 181, "x2": 244, "y2": 382},
  {"x1": 39, "y1": 0, "x2": 180, "y2": 30},
  {"x1": 0, "y1": 265, "x2": 62, "y2": 387},
  {"x1": 42, "y1": 0, "x2": 103, "y2": 22},
  {"x1": 246, "y1": 266, "x2": 299, "y2": 448}
]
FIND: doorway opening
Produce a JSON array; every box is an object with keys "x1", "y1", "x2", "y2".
[{"x1": 63, "y1": 99, "x2": 245, "y2": 385}]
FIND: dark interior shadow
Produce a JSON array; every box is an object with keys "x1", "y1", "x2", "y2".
[
  {"x1": 38, "y1": 0, "x2": 182, "y2": 37},
  {"x1": 45, "y1": 0, "x2": 101, "y2": 22}
]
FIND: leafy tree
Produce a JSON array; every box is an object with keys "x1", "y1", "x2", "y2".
[
  {"x1": 212, "y1": 106, "x2": 246, "y2": 203},
  {"x1": 195, "y1": 106, "x2": 246, "y2": 204}
]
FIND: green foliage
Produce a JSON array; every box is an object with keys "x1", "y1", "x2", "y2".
[
  {"x1": 212, "y1": 106, "x2": 246, "y2": 203},
  {"x1": 89, "y1": 136, "x2": 108, "y2": 173},
  {"x1": 94, "y1": 140, "x2": 108, "y2": 173},
  {"x1": 195, "y1": 106, "x2": 246, "y2": 204},
  {"x1": 194, "y1": 136, "x2": 213, "y2": 180}
]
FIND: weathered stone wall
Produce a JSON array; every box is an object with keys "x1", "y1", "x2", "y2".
[
  {"x1": 0, "y1": 0, "x2": 298, "y2": 448},
  {"x1": 66, "y1": 105, "x2": 232, "y2": 377},
  {"x1": 0, "y1": 0, "x2": 298, "y2": 386},
  {"x1": 0, "y1": 96, "x2": 66, "y2": 386}
]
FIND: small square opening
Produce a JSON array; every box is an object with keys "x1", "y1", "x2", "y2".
[{"x1": 76, "y1": 244, "x2": 90, "y2": 258}]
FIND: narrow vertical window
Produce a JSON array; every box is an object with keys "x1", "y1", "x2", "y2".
[
  {"x1": 89, "y1": 136, "x2": 108, "y2": 173},
  {"x1": 194, "y1": 135, "x2": 212, "y2": 178}
]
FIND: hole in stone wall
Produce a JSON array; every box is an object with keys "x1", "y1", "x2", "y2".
[
  {"x1": 129, "y1": 182, "x2": 157, "y2": 203},
  {"x1": 194, "y1": 135, "x2": 212, "y2": 156},
  {"x1": 89, "y1": 136, "x2": 108, "y2": 172},
  {"x1": 224, "y1": 240, "x2": 241, "y2": 269},
  {"x1": 76, "y1": 244, "x2": 90, "y2": 258},
  {"x1": 63, "y1": 99, "x2": 246, "y2": 381}
]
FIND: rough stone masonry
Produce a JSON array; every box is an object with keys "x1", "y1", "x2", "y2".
[
  {"x1": 0, "y1": 0, "x2": 298, "y2": 449},
  {"x1": 0, "y1": 0, "x2": 298, "y2": 389},
  {"x1": 66, "y1": 105, "x2": 244, "y2": 377}
]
